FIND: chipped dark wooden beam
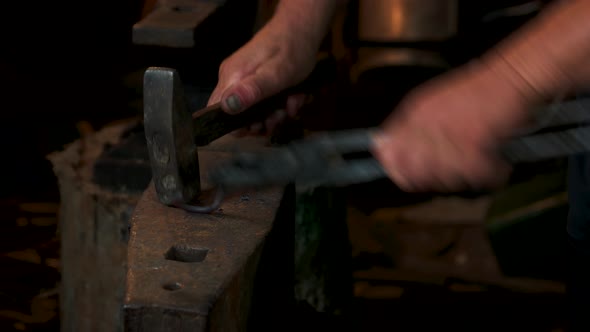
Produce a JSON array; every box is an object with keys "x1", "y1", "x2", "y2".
[{"x1": 133, "y1": 0, "x2": 226, "y2": 48}]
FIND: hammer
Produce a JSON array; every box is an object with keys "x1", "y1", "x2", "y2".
[{"x1": 143, "y1": 64, "x2": 332, "y2": 211}]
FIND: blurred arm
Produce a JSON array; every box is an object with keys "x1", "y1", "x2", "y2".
[
  {"x1": 484, "y1": 0, "x2": 590, "y2": 102},
  {"x1": 267, "y1": 0, "x2": 346, "y2": 50}
]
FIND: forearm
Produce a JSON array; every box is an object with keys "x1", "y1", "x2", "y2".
[
  {"x1": 484, "y1": 0, "x2": 590, "y2": 102},
  {"x1": 267, "y1": 0, "x2": 345, "y2": 51}
]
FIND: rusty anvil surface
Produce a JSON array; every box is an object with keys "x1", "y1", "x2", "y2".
[{"x1": 124, "y1": 138, "x2": 289, "y2": 332}]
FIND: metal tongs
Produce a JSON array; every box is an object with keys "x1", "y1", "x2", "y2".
[
  {"x1": 209, "y1": 128, "x2": 386, "y2": 192},
  {"x1": 201, "y1": 97, "x2": 590, "y2": 211}
]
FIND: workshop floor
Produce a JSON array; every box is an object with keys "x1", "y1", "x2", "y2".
[
  {"x1": 346, "y1": 204, "x2": 569, "y2": 332},
  {"x1": 0, "y1": 196, "x2": 61, "y2": 332}
]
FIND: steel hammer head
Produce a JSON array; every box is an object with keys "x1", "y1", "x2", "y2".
[{"x1": 144, "y1": 67, "x2": 200, "y2": 205}]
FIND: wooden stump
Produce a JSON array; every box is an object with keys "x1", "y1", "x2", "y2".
[{"x1": 48, "y1": 120, "x2": 148, "y2": 332}]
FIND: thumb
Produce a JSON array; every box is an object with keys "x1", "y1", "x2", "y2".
[
  {"x1": 219, "y1": 70, "x2": 292, "y2": 114},
  {"x1": 370, "y1": 130, "x2": 416, "y2": 192}
]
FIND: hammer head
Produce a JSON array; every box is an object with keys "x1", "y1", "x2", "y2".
[{"x1": 143, "y1": 67, "x2": 200, "y2": 205}]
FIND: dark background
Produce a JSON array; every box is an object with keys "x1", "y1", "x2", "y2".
[{"x1": 0, "y1": 1, "x2": 571, "y2": 331}]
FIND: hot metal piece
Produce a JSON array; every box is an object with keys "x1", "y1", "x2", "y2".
[{"x1": 173, "y1": 187, "x2": 224, "y2": 213}]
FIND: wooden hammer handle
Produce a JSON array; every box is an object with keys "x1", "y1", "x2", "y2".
[{"x1": 191, "y1": 56, "x2": 337, "y2": 146}]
